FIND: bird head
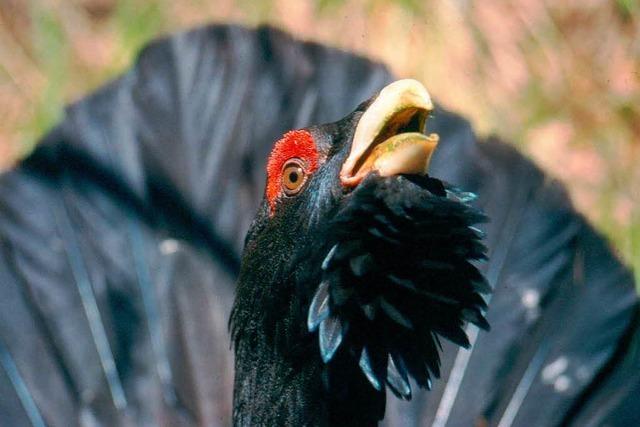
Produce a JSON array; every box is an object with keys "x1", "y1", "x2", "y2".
[{"x1": 231, "y1": 79, "x2": 489, "y2": 417}]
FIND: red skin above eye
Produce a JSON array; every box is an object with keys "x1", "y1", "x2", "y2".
[{"x1": 266, "y1": 130, "x2": 319, "y2": 214}]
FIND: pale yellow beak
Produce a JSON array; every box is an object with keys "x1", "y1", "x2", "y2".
[{"x1": 340, "y1": 79, "x2": 439, "y2": 187}]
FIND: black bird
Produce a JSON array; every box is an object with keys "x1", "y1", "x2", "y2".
[
  {"x1": 0, "y1": 25, "x2": 637, "y2": 427},
  {"x1": 231, "y1": 79, "x2": 491, "y2": 426}
]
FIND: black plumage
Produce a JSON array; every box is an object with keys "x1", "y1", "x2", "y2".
[
  {"x1": 311, "y1": 175, "x2": 490, "y2": 393},
  {"x1": 0, "y1": 24, "x2": 637, "y2": 427},
  {"x1": 230, "y1": 138, "x2": 491, "y2": 424}
]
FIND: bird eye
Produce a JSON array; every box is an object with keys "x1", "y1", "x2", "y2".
[{"x1": 282, "y1": 159, "x2": 308, "y2": 196}]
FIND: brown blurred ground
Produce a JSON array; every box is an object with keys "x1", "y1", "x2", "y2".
[{"x1": 0, "y1": 0, "x2": 638, "y2": 277}]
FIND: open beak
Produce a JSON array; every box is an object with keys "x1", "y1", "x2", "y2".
[{"x1": 340, "y1": 79, "x2": 439, "y2": 187}]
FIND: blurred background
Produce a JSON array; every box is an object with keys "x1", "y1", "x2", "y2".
[{"x1": 0, "y1": 0, "x2": 638, "y2": 281}]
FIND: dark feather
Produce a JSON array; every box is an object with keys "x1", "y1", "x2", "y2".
[
  {"x1": 319, "y1": 316, "x2": 346, "y2": 363},
  {"x1": 359, "y1": 348, "x2": 383, "y2": 391},
  {"x1": 386, "y1": 355, "x2": 412, "y2": 400},
  {"x1": 308, "y1": 280, "x2": 331, "y2": 332}
]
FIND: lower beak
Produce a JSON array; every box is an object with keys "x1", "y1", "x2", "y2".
[{"x1": 340, "y1": 79, "x2": 439, "y2": 187}]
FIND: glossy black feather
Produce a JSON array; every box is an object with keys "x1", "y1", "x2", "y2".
[{"x1": 308, "y1": 280, "x2": 331, "y2": 332}]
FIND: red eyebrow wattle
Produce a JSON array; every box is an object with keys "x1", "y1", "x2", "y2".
[{"x1": 266, "y1": 130, "x2": 319, "y2": 213}]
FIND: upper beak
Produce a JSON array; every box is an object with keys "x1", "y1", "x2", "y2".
[{"x1": 340, "y1": 79, "x2": 439, "y2": 187}]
